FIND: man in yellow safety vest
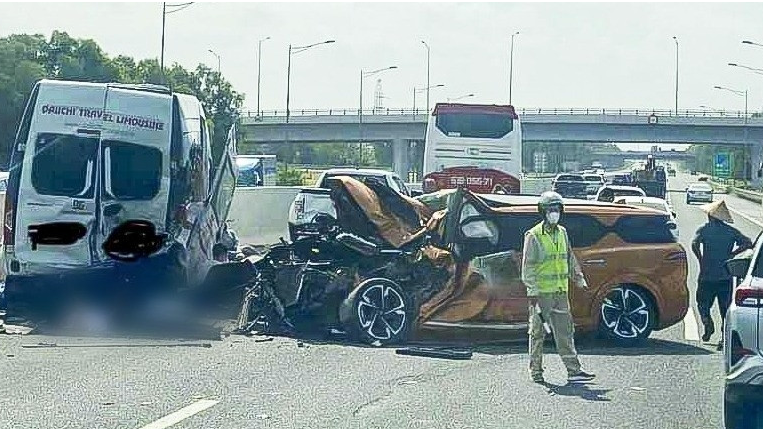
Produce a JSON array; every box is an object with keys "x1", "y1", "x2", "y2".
[{"x1": 521, "y1": 191, "x2": 595, "y2": 384}]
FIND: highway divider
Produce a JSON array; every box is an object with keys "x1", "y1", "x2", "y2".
[
  {"x1": 706, "y1": 178, "x2": 763, "y2": 204},
  {"x1": 731, "y1": 187, "x2": 763, "y2": 204}
]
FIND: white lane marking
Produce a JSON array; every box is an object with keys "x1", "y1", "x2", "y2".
[
  {"x1": 727, "y1": 206, "x2": 763, "y2": 228},
  {"x1": 683, "y1": 308, "x2": 700, "y2": 342},
  {"x1": 138, "y1": 399, "x2": 219, "y2": 429}
]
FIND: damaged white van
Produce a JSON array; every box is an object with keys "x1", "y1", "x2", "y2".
[{"x1": 3, "y1": 80, "x2": 238, "y2": 307}]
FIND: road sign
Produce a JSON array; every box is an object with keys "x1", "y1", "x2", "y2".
[{"x1": 714, "y1": 152, "x2": 731, "y2": 178}]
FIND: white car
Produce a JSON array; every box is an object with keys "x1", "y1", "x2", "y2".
[
  {"x1": 594, "y1": 185, "x2": 646, "y2": 202},
  {"x1": 723, "y1": 235, "x2": 763, "y2": 429},
  {"x1": 288, "y1": 168, "x2": 409, "y2": 240},
  {"x1": 686, "y1": 183, "x2": 713, "y2": 204},
  {"x1": 614, "y1": 196, "x2": 676, "y2": 219}
]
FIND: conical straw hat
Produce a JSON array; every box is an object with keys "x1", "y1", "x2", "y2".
[{"x1": 700, "y1": 200, "x2": 733, "y2": 223}]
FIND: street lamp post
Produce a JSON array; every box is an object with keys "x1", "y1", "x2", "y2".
[
  {"x1": 208, "y1": 49, "x2": 221, "y2": 74},
  {"x1": 256, "y1": 36, "x2": 270, "y2": 117},
  {"x1": 728, "y1": 62, "x2": 763, "y2": 75},
  {"x1": 714, "y1": 85, "x2": 748, "y2": 123},
  {"x1": 413, "y1": 84, "x2": 444, "y2": 113},
  {"x1": 447, "y1": 93, "x2": 475, "y2": 102},
  {"x1": 160, "y1": 2, "x2": 194, "y2": 74},
  {"x1": 285, "y1": 40, "x2": 335, "y2": 123},
  {"x1": 421, "y1": 41, "x2": 430, "y2": 114},
  {"x1": 359, "y1": 66, "x2": 397, "y2": 165},
  {"x1": 509, "y1": 31, "x2": 519, "y2": 105},
  {"x1": 673, "y1": 36, "x2": 679, "y2": 113},
  {"x1": 161, "y1": 3, "x2": 166, "y2": 72}
]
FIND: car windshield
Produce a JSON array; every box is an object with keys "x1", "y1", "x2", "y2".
[{"x1": 689, "y1": 184, "x2": 712, "y2": 191}]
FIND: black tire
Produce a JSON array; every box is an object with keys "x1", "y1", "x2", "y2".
[
  {"x1": 598, "y1": 285, "x2": 655, "y2": 346},
  {"x1": 686, "y1": 198, "x2": 691, "y2": 205},
  {"x1": 725, "y1": 392, "x2": 760, "y2": 429},
  {"x1": 341, "y1": 278, "x2": 415, "y2": 346}
]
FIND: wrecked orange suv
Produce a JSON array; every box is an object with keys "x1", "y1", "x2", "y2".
[{"x1": 415, "y1": 190, "x2": 689, "y2": 345}]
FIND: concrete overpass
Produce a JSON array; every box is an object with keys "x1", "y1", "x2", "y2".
[
  {"x1": 590, "y1": 150, "x2": 696, "y2": 168},
  {"x1": 239, "y1": 107, "x2": 763, "y2": 184}
]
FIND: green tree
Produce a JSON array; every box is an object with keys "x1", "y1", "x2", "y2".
[
  {"x1": 276, "y1": 164, "x2": 305, "y2": 185},
  {"x1": 0, "y1": 31, "x2": 245, "y2": 169}
]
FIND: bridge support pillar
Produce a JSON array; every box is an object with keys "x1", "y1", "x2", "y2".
[
  {"x1": 392, "y1": 139, "x2": 409, "y2": 180},
  {"x1": 752, "y1": 143, "x2": 763, "y2": 189}
]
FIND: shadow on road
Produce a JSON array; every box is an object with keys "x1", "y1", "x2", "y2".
[
  {"x1": 241, "y1": 330, "x2": 715, "y2": 358},
  {"x1": 447, "y1": 336, "x2": 714, "y2": 357},
  {"x1": 541, "y1": 381, "x2": 612, "y2": 402}
]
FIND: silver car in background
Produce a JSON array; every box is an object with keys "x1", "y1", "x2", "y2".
[{"x1": 686, "y1": 182, "x2": 713, "y2": 204}]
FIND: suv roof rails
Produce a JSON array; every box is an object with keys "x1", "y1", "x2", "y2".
[{"x1": 107, "y1": 83, "x2": 172, "y2": 95}]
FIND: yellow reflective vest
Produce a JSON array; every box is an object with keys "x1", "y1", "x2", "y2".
[{"x1": 528, "y1": 222, "x2": 569, "y2": 294}]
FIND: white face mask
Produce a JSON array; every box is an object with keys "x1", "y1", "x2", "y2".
[{"x1": 546, "y1": 211, "x2": 561, "y2": 225}]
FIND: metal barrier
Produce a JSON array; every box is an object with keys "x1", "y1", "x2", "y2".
[
  {"x1": 243, "y1": 107, "x2": 752, "y2": 119},
  {"x1": 732, "y1": 187, "x2": 763, "y2": 204}
]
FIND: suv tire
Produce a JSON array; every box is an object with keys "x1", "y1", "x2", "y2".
[
  {"x1": 598, "y1": 285, "x2": 655, "y2": 346},
  {"x1": 340, "y1": 278, "x2": 415, "y2": 346},
  {"x1": 725, "y1": 393, "x2": 761, "y2": 429}
]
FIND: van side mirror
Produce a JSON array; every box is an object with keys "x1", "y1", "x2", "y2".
[{"x1": 725, "y1": 250, "x2": 753, "y2": 278}]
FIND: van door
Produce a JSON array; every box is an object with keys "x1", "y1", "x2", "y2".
[
  {"x1": 94, "y1": 86, "x2": 173, "y2": 262},
  {"x1": 12, "y1": 84, "x2": 107, "y2": 272}
]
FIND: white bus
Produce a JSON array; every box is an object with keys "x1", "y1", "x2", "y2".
[{"x1": 422, "y1": 103, "x2": 523, "y2": 194}]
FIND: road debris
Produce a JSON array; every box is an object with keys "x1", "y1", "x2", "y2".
[
  {"x1": 395, "y1": 347, "x2": 473, "y2": 360},
  {"x1": 2, "y1": 324, "x2": 34, "y2": 335}
]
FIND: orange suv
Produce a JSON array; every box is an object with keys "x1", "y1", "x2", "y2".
[{"x1": 415, "y1": 189, "x2": 689, "y2": 345}]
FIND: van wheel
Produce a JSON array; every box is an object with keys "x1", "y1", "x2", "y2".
[
  {"x1": 598, "y1": 286, "x2": 655, "y2": 346},
  {"x1": 341, "y1": 278, "x2": 414, "y2": 346}
]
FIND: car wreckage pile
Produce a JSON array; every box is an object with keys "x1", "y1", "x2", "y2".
[{"x1": 226, "y1": 176, "x2": 452, "y2": 345}]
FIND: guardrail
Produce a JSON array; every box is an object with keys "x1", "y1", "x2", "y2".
[
  {"x1": 732, "y1": 187, "x2": 763, "y2": 204},
  {"x1": 242, "y1": 107, "x2": 753, "y2": 119}
]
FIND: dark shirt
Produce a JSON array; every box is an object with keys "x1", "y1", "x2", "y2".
[{"x1": 692, "y1": 219, "x2": 753, "y2": 281}]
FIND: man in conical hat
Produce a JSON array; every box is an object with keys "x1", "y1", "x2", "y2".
[{"x1": 691, "y1": 200, "x2": 752, "y2": 350}]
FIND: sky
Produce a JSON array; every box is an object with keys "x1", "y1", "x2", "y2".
[{"x1": 2, "y1": 2, "x2": 763, "y2": 121}]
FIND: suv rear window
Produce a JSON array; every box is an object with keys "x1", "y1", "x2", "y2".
[
  {"x1": 32, "y1": 133, "x2": 98, "y2": 198},
  {"x1": 614, "y1": 214, "x2": 677, "y2": 243},
  {"x1": 556, "y1": 175, "x2": 584, "y2": 181},
  {"x1": 106, "y1": 140, "x2": 162, "y2": 200}
]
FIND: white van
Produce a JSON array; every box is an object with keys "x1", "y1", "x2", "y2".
[{"x1": 2, "y1": 80, "x2": 238, "y2": 302}]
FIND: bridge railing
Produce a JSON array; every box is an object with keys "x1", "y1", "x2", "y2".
[{"x1": 243, "y1": 107, "x2": 752, "y2": 118}]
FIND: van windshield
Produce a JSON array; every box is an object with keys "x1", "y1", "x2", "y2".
[
  {"x1": 105, "y1": 140, "x2": 162, "y2": 200},
  {"x1": 32, "y1": 133, "x2": 98, "y2": 198}
]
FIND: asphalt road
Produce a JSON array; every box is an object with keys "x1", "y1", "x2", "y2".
[{"x1": 0, "y1": 172, "x2": 760, "y2": 429}]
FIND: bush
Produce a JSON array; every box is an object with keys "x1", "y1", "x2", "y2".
[{"x1": 277, "y1": 165, "x2": 304, "y2": 186}]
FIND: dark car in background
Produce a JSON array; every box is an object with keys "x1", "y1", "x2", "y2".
[{"x1": 552, "y1": 173, "x2": 588, "y2": 199}]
